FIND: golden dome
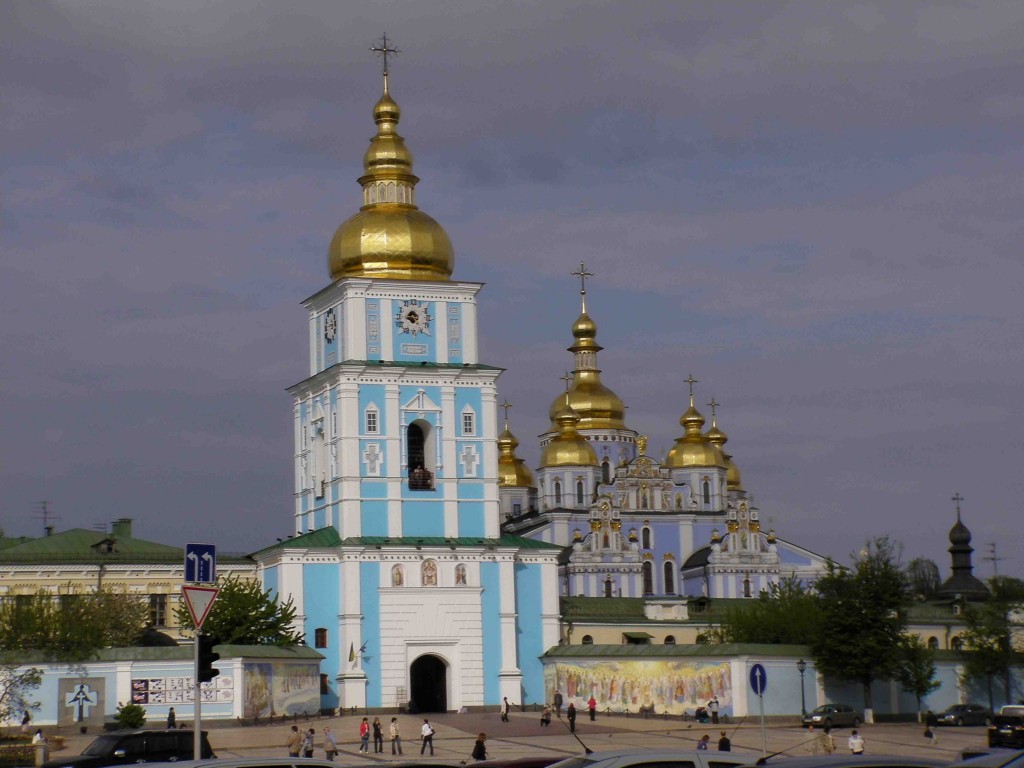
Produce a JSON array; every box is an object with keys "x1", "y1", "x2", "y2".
[
  {"x1": 548, "y1": 310, "x2": 627, "y2": 430},
  {"x1": 706, "y1": 415, "x2": 743, "y2": 490},
  {"x1": 328, "y1": 75, "x2": 454, "y2": 281},
  {"x1": 666, "y1": 398, "x2": 725, "y2": 469},
  {"x1": 540, "y1": 401, "x2": 598, "y2": 467},
  {"x1": 497, "y1": 423, "x2": 535, "y2": 488}
]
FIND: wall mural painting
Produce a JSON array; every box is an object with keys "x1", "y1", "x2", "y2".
[
  {"x1": 243, "y1": 662, "x2": 320, "y2": 718},
  {"x1": 546, "y1": 660, "x2": 732, "y2": 715}
]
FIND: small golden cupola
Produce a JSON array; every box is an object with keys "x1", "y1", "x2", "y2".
[
  {"x1": 540, "y1": 398, "x2": 599, "y2": 468},
  {"x1": 547, "y1": 262, "x2": 626, "y2": 429},
  {"x1": 705, "y1": 398, "x2": 743, "y2": 490},
  {"x1": 328, "y1": 54, "x2": 454, "y2": 282},
  {"x1": 497, "y1": 410, "x2": 535, "y2": 488},
  {"x1": 666, "y1": 377, "x2": 726, "y2": 469}
]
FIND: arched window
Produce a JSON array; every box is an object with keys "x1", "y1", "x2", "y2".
[
  {"x1": 743, "y1": 575, "x2": 752, "y2": 597},
  {"x1": 391, "y1": 565, "x2": 404, "y2": 587},
  {"x1": 602, "y1": 533, "x2": 610, "y2": 548},
  {"x1": 582, "y1": 635, "x2": 594, "y2": 645},
  {"x1": 664, "y1": 635, "x2": 676, "y2": 645},
  {"x1": 951, "y1": 636, "x2": 964, "y2": 651},
  {"x1": 927, "y1": 636, "x2": 939, "y2": 650},
  {"x1": 421, "y1": 559, "x2": 438, "y2": 586},
  {"x1": 602, "y1": 460, "x2": 610, "y2": 484},
  {"x1": 642, "y1": 561, "x2": 653, "y2": 594},
  {"x1": 604, "y1": 578, "x2": 613, "y2": 598},
  {"x1": 576, "y1": 481, "x2": 584, "y2": 505},
  {"x1": 314, "y1": 628, "x2": 328, "y2": 648},
  {"x1": 554, "y1": 480, "x2": 562, "y2": 505},
  {"x1": 664, "y1": 562, "x2": 675, "y2": 594},
  {"x1": 641, "y1": 527, "x2": 651, "y2": 549},
  {"x1": 703, "y1": 480, "x2": 711, "y2": 505}
]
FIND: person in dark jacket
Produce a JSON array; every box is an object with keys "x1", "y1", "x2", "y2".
[
  {"x1": 471, "y1": 733, "x2": 487, "y2": 761},
  {"x1": 567, "y1": 703, "x2": 577, "y2": 733},
  {"x1": 718, "y1": 732, "x2": 731, "y2": 751}
]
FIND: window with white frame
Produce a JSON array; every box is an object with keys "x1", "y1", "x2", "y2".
[
  {"x1": 462, "y1": 408, "x2": 475, "y2": 435},
  {"x1": 365, "y1": 405, "x2": 379, "y2": 434}
]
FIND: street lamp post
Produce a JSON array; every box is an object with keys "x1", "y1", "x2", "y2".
[{"x1": 796, "y1": 659, "x2": 807, "y2": 716}]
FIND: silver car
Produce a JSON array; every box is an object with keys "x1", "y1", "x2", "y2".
[{"x1": 547, "y1": 750, "x2": 749, "y2": 768}]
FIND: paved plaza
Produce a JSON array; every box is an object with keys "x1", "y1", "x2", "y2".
[{"x1": 48, "y1": 711, "x2": 993, "y2": 764}]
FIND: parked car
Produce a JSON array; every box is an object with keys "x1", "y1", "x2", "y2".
[
  {"x1": 739, "y1": 757, "x2": 946, "y2": 768},
  {"x1": 547, "y1": 749, "x2": 749, "y2": 768},
  {"x1": 989, "y1": 715, "x2": 1024, "y2": 749},
  {"x1": 948, "y1": 749, "x2": 1024, "y2": 768},
  {"x1": 42, "y1": 730, "x2": 214, "y2": 768},
  {"x1": 143, "y1": 761, "x2": 339, "y2": 768},
  {"x1": 939, "y1": 704, "x2": 994, "y2": 726},
  {"x1": 475, "y1": 758, "x2": 567, "y2": 768},
  {"x1": 800, "y1": 704, "x2": 861, "y2": 729}
]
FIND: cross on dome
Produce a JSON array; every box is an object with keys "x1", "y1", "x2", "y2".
[
  {"x1": 707, "y1": 397, "x2": 720, "y2": 420},
  {"x1": 952, "y1": 491, "x2": 964, "y2": 521},
  {"x1": 501, "y1": 399, "x2": 513, "y2": 428},
  {"x1": 571, "y1": 261, "x2": 594, "y2": 312},
  {"x1": 371, "y1": 34, "x2": 400, "y2": 77},
  {"x1": 684, "y1": 374, "x2": 698, "y2": 404}
]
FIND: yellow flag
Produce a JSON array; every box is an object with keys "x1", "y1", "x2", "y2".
[{"x1": 348, "y1": 643, "x2": 355, "y2": 662}]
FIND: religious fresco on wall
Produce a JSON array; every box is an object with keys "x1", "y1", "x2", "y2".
[
  {"x1": 545, "y1": 660, "x2": 732, "y2": 715},
  {"x1": 243, "y1": 662, "x2": 319, "y2": 718}
]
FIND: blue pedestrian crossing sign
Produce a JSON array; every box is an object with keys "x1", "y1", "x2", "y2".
[
  {"x1": 750, "y1": 663, "x2": 768, "y2": 695},
  {"x1": 185, "y1": 543, "x2": 217, "y2": 583}
]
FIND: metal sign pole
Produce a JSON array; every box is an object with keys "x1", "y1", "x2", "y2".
[
  {"x1": 193, "y1": 634, "x2": 201, "y2": 760},
  {"x1": 758, "y1": 692, "x2": 766, "y2": 757}
]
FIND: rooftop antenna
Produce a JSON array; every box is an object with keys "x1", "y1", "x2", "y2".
[
  {"x1": 982, "y1": 542, "x2": 1003, "y2": 578},
  {"x1": 32, "y1": 500, "x2": 61, "y2": 534}
]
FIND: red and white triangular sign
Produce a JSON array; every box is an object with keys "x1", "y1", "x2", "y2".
[{"x1": 181, "y1": 585, "x2": 220, "y2": 629}]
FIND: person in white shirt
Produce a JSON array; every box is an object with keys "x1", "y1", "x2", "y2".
[
  {"x1": 848, "y1": 730, "x2": 865, "y2": 754},
  {"x1": 420, "y1": 719, "x2": 434, "y2": 755}
]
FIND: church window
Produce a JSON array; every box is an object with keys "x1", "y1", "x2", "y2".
[
  {"x1": 675, "y1": 494, "x2": 682, "y2": 510},
  {"x1": 391, "y1": 565, "x2": 404, "y2": 587},
  {"x1": 604, "y1": 578, "x2": 613, "y2": 598},
  {"x1": 553, "y1": 480, "x2": 562, "y2": 505},
  {"x1": 576, "y1": 481, "x2": 584, "y2": 505},
  {"x1": 642, "y1": 562, "x2": 653, "y2": 594},
  {"x1": 421, "y1": 559, "x2": 438, "y2": 586},
  {"x1": 320, "y1": 673, "x2": 330, "y2": 695},
  {"x1": 387, "y1": 182, "x2": 396, "y2": 202},
  {"x1": 703, "y1": 480, "x2": 711, "y2": 505},
  {"x1": 148, "y1": 594, "x2": 167, "y2": 627},
  {"x1": 365, "y1": 406, "x2": 379, "y2": 434},
  {"x1": 664, "y1": 635, "x2": 676, "y2": 645},
  {"x1": 601, "y1": 460, "x2": 610, "y2": 484},
  {"x1": 743, "y1": 575, "x2": 752, "y2": 597},
  {"x1": 663, "y1": 562, "x2": 675, "y2": 595},
  {"x1": 455, "y1": 564, "x2": 467, "y2": 585},
  {"x1": 641, "y1": 527, "x2": 652, "y2": 549},
  {"x1": 462, "y1": 409, "x2": 475, "y2": 435},
  {"x1": 602, "y1": 533, "x2": 610, "y2": 548},
  {"x1": 407, "y1": 422, "x2": 434, "y2": 490},
  {"x1": 951, "y1": 636, "x2": 964, "y2": 651},
  {"x1": 512, "y1": 503, "x2": 521, "y2": 516},
  {"x1": 927, "y1": 636, "x2": 938, "y2": 650},
  {"x1": 582, "y1": 635, "x2": 594, "y2": 645},
  {"x1": 314, "y1": 628, "x2": 328, "y2": 648}
]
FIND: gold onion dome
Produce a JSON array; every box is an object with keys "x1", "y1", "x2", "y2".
[
  {"x1": 706, "y1": 414, "x2": 743, "y2": 490},
  {"x1": 497, "y1": 422, "x2": 535, "y2": 488},
  {"x1": 328, "y1": 74, "x2": 454, "y2": 281},
  {"x1": 541, "y1": 400, "x2": 598, "y2": 467},
  {"x1": 548, "y1": 310, "x2": 627, "y2": 429},
  {"x1": 666, "y1": 396, "x2": 725, "y2": 469}
]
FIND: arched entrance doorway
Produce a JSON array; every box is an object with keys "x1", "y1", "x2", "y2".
[{"x1": 409, "y1": 654, "x2": 447, "y2": 713}]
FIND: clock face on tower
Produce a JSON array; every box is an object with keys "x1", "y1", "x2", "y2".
[
  {"x1": 395, "y1": 299, "x2": 432, "y2": 336},
  {"x1": 324, "y1": 308, "x2": 337, "y2": 342}
]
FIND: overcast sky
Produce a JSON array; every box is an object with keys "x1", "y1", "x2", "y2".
[{"x1": 3, "y1": 1, "x2": 1022, "y2": 579}]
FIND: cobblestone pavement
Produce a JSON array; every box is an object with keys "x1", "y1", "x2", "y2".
[{"x1": 46, "y1": 713, "x2": 993, "y2": 765}]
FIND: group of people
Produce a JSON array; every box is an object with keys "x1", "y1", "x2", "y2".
[
  {"x1": 805, "y1": 725, "x2": 865, "y2": 755},
  {"x1": 286, "y1": 724, "x2": 339, "y2": 761},
  {"x1": 696, "y1": 731, "x2": 731, "y2": 751},
  {"x1": 694, "y1": 697, "x2": 721, "y2": 724}
]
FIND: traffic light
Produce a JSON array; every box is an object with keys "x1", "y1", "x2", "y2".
[{"x1": 197, "y1": 634, "x2": 220, "y2": 683}]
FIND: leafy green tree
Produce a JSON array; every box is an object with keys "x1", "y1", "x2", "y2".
[
  {"x1": 905, "y1": 558, "x2": 941, "y2": 600},
  {"x1": 894, "y1": 634, "x2": 940, "y2": 714},
  {"x1": 114, "y1": 701, "x2": 147, "y2": 729},
  {"x1": 961, "y1": 576, "x2": 1024, "y2": 708},
  {"x1": 175, "y1": 575, "x2": 303, "y2": 646},
  {"x1": 696, "y1": 576, "x2": 822, "y2": 644},
  {"x1": 810, "y1": 537, "x2": 910, "y2": 711},
  {"x1": 0, "y1": 663, "x2": 42, "y2": 731}
]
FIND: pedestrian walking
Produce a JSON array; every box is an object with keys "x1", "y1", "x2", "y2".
[
  {"x1": 588, "y1": 695, "x2": 597, "y2": 721},
  {"x1": 471, "y1": 732, "x2": 488, "y2": 761},
  {"x1": 323, "y1": 727, "x2": 338, "y2": 761},
  {"x1": 821, "y1": 726, "x2": 836, "y2": 755},
  {"x1": 553, "y1": 689, "x2": 564, "y2": 717},
  {"x1": 359, "y1": 717, "x2": 370, "y2": 753},
  {"x1": 540, "y1": 705, "x2": 552, "y2": 726},
  {"x1": 390, "y1": 717, "x2": 403, "y2": 755},
  {"x1": 708, "y1": 697, "x2": 720, "y2": 725},
  {"x1": 167, "y1": 708, "x2": 176, "y2": 729},
  {"x1": 420, "y1": 719, "x2": 434, "y2": 755},
  {"x1": 697, "y1": 734, "x2": 710, "y2": 750},
  {"x1": 925, "y1": 711, "x2": 939, "y2": 747},
  {"x1": 848, "y1": 730, "x2": 865, "y2": 754},
  {"x1": 372, "y1": 717, "x2": 384, "y2": 753},
  {"x1": 303, "y1": 728, "x2": 315, "y2": 758},
  {"x1": 500, "y1": 697, "x2": 511, "y2": 722},
  {"x1": 286, "y1": 725, "x2": 303, "y2": 757},
  {"x1": 32, "y1": 730, "x2": 46, "y2": 746},
  {"x1": 567, "y1": 703, "x2": 577, "y2": 733},
  {"x1": 717, "y1": 731, "x2": 731, "y2": 751}
]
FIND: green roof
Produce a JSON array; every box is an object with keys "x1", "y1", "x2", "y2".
[
  {"x1": 0, "y1": 528, "x2": 184, "y2": 563},
  {"x1": 562, "y1": 597, "x2": 648, "y2": 621},
  {"x1": 545, "y1": 642, "x2": 811, "y2": 658},
  {"x1": 0, "y1": 536, "x2": 33, "y2": 551},
  {"x1": 253, "y1": 529, "x2": 563, "y2": 556}
]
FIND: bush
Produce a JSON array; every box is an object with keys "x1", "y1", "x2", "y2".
[{"x1": 114, "y1": 702, "x2": 147, "y2": 729}]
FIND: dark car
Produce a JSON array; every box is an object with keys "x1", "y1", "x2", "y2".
[
  {"x1": 42, "y1": 729, "x2": 215, "y2": 768},
  {"x1": 800, "y1": 704, "x2": 861, "y2": 729},
  {"x1": 948, "y1": 750, "x2": 1024, "y2": 768},
  {"x1": 989, "y1": 716, "x2": 1024, "y2": 749},
  {"x1": 939, "y1": 704, "x2": 994, "y2": 726}
]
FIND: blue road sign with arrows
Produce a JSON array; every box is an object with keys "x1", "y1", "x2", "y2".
[
  {"x1": 750, "y1": 663, "x2": 768, "y2": 695},
  {"x1": 185, "y1": 543, "x2": 216, "y2": 583}
]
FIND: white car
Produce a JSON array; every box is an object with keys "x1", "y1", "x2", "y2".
[
  {"x1": 143, "y1": 760, "x2": 340, "y2": 768},
  {"x1": 547, "y1": 750, "x2": 749, "y2": 768}
]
